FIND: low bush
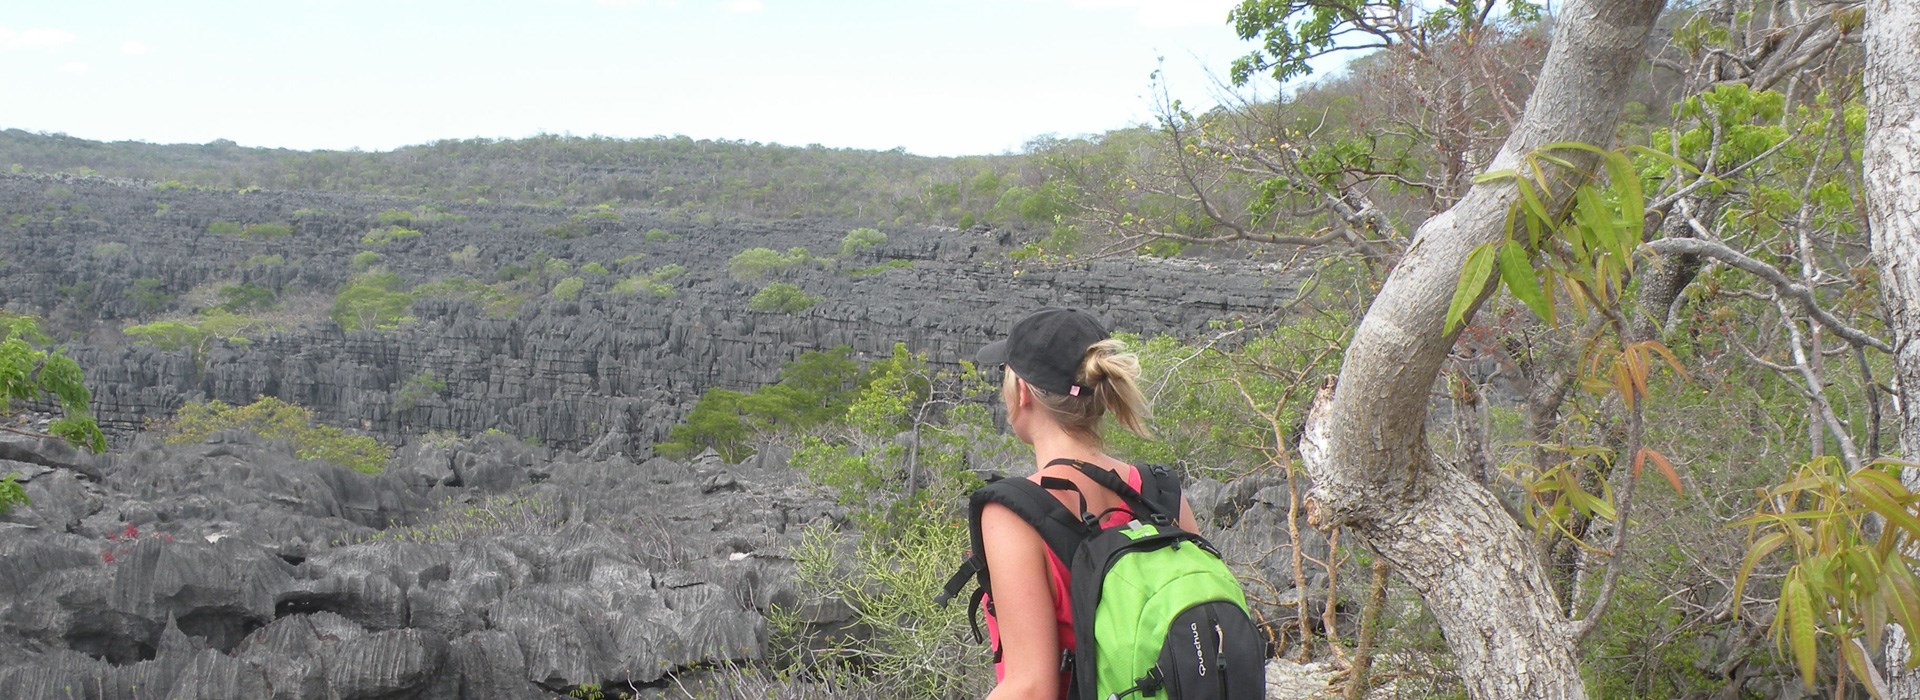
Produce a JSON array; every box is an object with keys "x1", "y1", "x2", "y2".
[
  {"x1": 331, "y1": 272, "x2": 416, "y2": 331},
  {"x1": 361, "y1": 225, "x2": 422, "y2": 246},
  {"x1": 0, "y1": 474, "x2": 26, "y2": 515},
  {"x1": 161, "y1": 396, "x2": 390, "y2": 474},
  {"x1": 551, "y1": 276, "x2": 585, "y2": 301},
  {"x1": 748, "y1": 283, "x2": 819, "y2": 314}
]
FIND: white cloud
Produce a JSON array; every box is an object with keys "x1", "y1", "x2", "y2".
[
  {"x1": 121, "y1": 41, "x2": 150, "y2": 56},
  {"x1": 723, "y1": 0, "x2": 764, "y2": 15},
  {"x1": 1066, "y1": 0, "x2": 1240, "y2": 29},
  {"x1": 0, "y1": 26, "x2": 78, "y2": 51},
  {"x1": 58, "y1": 62, "x2": 89, "y2": 74},
  {"x1": 595, "y1": 0, "x2": 682, "y2": 7}
]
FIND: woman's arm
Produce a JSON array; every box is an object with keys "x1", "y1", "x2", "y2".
[{"x1": 979, "y1": 502, "x2": 1061, "y2": 700}]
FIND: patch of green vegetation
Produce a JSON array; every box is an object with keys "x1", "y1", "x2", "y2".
[
  {"x1": 656, "y1": 346, "x2": 871, "y2": 461},
  {"x1": 91, "y1": 242, "x2": 129, "y2": 258},
  {"x1": 611, "y1": 264, "x2": 684, "y2": 298},
  {"x1": 346, "y1": 494, "x2": 562, "y2": 546},
  {"x1": 216, "y1": 282, "x2": 276, "y2": 312},
  {"x1": 2, "y1": 313, "x2": 106, "y2": 453},
  {"x1": 614, "y1": 253, "x2": 648, "y2": 267},
  {"x1": 727, "y1": 246, "x2": 817, "y2": 281},
  {"x1": 838, "y1": 227, "x2": 886, "y2": 257},
  {"x1": 747, "y1": 282, "x2": 819, "y2": 314},
  {"x1": 161, "y1": 396, "x2": 390, "y2": 474},
  {"x1": 393, "y1": 371, "x2": 447, "y2": 411},
  {"x1": 361, "y1": 225, "x2": 422, "y2": 246},
  {"x1": 242, "y1": 222, "x2": 292, "y2": 239},
  {"x1": 207, "y1": 220, "x2": 243, "y2": 236},
  {"x1": 125, "y1": 277, "x2": 172, "y2": 316},
  {"x1": 551, "y1": 276, "x2": 585, "y2": 301},
  {"x1": 331, "y1": 272, "x2": 416, "y2": 331},
  {"x1": 643, "y1": 228, "x2": 675, "y2": 243},
  {"x1": 848, "y1": 259, "x2": 914, "y2": 277},
  {"x1": 413, "y1": 275, "x2": 529, "y2": 317},
  {"x1": 0, "y1": 474, "x2": 26, "y2": 516},
  {"x1": 291, "y1": 207, "x2": 327, "y2": 218},
  {"x1": 244, "y1": 254, "x2": 285, "y2": 268},
  {"x1": 572, "y1": 204, "x2": 621, "y2": 222},
  {"x1": 581, "y1": 262, "x2": 609, "y2": 276}
]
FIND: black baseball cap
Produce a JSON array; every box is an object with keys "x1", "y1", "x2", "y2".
[{"x1": 975, "y1": 307, "x2": 1109, "y2": 396}]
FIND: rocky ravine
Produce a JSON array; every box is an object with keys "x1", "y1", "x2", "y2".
[{"x1": 0, "y1": 428, "x2": 1323, "y2": 699}]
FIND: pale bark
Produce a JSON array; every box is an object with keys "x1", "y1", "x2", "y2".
[
  {"x1": 1868, "y1": 0, "x2": 1920, "y2": 695},
  {"x1": 1295, "y1": 0, "x2": 1666, "y2": 697}
]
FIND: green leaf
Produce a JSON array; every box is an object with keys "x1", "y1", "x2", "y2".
[
  {"x1": 1446, "y1": 242, "x2": 1499, "y2": 336},
  {"x1": 1784, "y1": 575, "x2": 1819, "y2": 689},
  {"x1": 1498, "y1": 241, "x2": 1553, "y2": 324},
  {"x1": 1732, "y1": 532, "x2": 1788, "y2": 619}
]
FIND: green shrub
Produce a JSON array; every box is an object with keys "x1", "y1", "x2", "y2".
[
  {"x1": 217, "y1": 283, "x2": 276, "y2": 312},
  {"x1": 361, "y1": 225, "x2": 422, "y2": 246},
  {"x1": 582, "y1": 262, "x2": 609, "y2": 276},
  {"x1": 544, "y1": 224, "x2": 586, "y2": 239},
  {"x1": 0, "y1": 474, "x2": 26, "y2": 515},
  {"x1": 644, "y1": 228, "x2": 675, "y2": 243},
  {"x1": 551, "y1": 276, "x2": 585, "y2": 301},
  {"x1": 393, "y1": 371, "x2": 447, "y2": 412},
  {"x1": 161, "y1": 396, "x2": 390, "y2": 474},
  {"x1": 207, "y1": 220, "x2": 243, "y2": 236},
  {"x1": 727, "y1": 247, "x2": 814, "y2": 281},
  {"x1": 655, "y1": 346, "x2": 866, "y2": 461},
  {"x1": 614, "y1": 253, "x2": 648, "y2": 267},
  {"x1": 748, "y1": 283, "x2": 819, "y2": 314},
  {"x1": 91, "y1": 242, "x2": 129, "y2": 258},
  {"x1": 125, "y1": 278, "x2": 172, "y2": 316},
  {"x1": 414, "y1": 276, "x2": 528, "y2": 317},
  {"x1": 351, "y1": 250, "x2": 382, "y2": 271},
  {"x1": 331, "y1": 272, "x2": 416, "y2": 331},
  {"x1": 374, "y1": 208, "x2": 414, "y2": 225},
  {"x1": 291, "y1": 207, "x2": 327, "y2": 218},
  {"x1": 244, "y1": 254, "x2": 285, "y2": 268},
  {"x1": 839, "y1": 227, "x2": 887, "y2": 257},
  {"x1": 1, "y1": 313, "x2": 105, "y2": 453},
  {"x1": 543, "y1": 258, "x2": 572, "y2": 277}
]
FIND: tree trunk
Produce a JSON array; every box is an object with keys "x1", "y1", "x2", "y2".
[
  {"x1": 1296, "y1": 1, "x2": 1666, "y2": 697},
  {"x1": 1867, "y1": 0, "x2": 1920, "y2": 695}
]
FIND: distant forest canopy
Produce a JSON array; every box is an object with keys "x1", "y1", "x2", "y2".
[{"x1": 0, "y1": 128, "x2": 1074, "y2": 234}]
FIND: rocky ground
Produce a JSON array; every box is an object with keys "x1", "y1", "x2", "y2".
[{"x1": 0, "y1": 427, "x2": 1331, "y2": 699}]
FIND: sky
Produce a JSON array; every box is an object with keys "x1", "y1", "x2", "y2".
[{"x1": 1, "y1": 0, "x2": 1283, "y2": 157}]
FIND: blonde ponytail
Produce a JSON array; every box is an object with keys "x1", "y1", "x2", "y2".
[{"x1": 1008, "y1": 337, "x2": 1153, "y2": 445}]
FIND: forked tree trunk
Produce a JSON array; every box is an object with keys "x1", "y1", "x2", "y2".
[
  {"x1": 1296, "y1": 1, "x2": 1666, "y2": 697},
  {"x1": 1867, "y1": 0, "x2": 1920, "y2": 695}
]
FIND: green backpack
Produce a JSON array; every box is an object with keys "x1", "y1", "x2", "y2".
[{"x1": 939, "y1": 459, "x2": 1266, "y2": 699}]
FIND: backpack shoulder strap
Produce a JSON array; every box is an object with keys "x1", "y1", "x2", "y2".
[
  {"x1": 1051, "y1": 459, "x2": 1180, "y2": 526},
  {"x1": 1137, "y1": 464, "x2": 1184, "y2": 524},
  {"x1": 938, "y1": 476, "x2": 1093, "y2": 608}
]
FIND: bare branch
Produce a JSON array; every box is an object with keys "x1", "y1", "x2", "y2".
[{"x1": 1645, "y1": 237, "x2": 1894, "y2": 353}]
